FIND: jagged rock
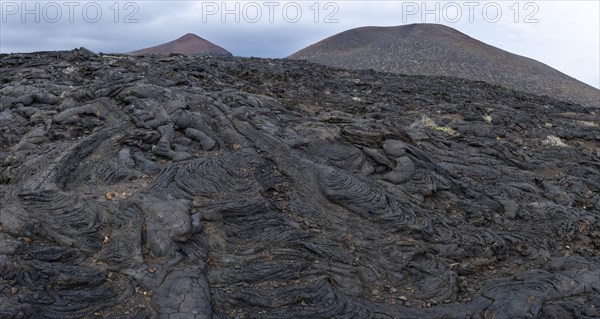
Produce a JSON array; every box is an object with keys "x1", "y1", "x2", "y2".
[{"x1": 0, "y1": 49, "x2": 598, "y2": 318}]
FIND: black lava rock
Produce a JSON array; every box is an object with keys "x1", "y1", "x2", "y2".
[{"x1": 0, "y1": 50, "x2": 599, "y2": 318}]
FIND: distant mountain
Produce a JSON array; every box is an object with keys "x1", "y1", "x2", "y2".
[
  {"x1": 289, "y1": 24, "x2": 599, "y2": 108},
  {"x1": 128, "y1": 33, "x2": 232, "y2": 56}
]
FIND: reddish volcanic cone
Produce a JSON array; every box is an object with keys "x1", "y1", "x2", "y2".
[{"x1": 129, "y1": 33, "x2": 232, "y2": 56}]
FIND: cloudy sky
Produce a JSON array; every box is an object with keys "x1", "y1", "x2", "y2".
[{"x1": 1, "y1": 1, "x2": 599, "y2": 89}]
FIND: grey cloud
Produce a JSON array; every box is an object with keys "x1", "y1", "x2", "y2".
[{"x1": 0, "y1": 1, "x2": 598, "y2": 89}]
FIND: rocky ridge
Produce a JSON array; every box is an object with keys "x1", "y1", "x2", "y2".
[{"x1": 0, "y1": 49, "x2": 599, "y2": 318}]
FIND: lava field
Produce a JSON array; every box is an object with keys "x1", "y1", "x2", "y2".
[{"x1": 0, "y1": 49, "x2": 599, "y2": 318}]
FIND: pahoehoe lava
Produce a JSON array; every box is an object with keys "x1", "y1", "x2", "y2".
[{"x1": 0, "y1": 49, "x2": 599, "y2": 318}]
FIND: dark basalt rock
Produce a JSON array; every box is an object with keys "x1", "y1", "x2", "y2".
[{"x1": 0, "y1": 50, "x2": 599, "y2": 318}]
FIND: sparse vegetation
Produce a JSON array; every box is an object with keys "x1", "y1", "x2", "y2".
[
  {"x1": 410, "y1": 115, "x2": 458, "y2": 136},
  {"x1": 542, "y1": 135, "x2": 567, "y2": 147},
  {"x1": 578, "y1": 120, "x2": 598, "y2": 127}
]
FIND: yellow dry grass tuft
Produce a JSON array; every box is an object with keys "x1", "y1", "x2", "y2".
[
  {"x1": 411, "y1": 116, "x2": 458, "y2": 136},
  {"x1": 542, "y1": 135, "x2": 567, "y2": 147}
]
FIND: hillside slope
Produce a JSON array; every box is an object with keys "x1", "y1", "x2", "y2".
[
  {"x1": 128, "y1": 33, "x2": 232, "y2": 56},
  {"x1": 290, "y1": 24, "x2": 599, "y2": 108}
]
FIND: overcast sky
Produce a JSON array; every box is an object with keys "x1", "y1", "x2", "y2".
[{"x1": 1, "y1": 1, "x2": 599, "y2": 89}]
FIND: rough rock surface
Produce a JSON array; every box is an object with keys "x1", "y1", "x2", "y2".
[
  {"x1": 0, "y1": 49, "x2": 599, "y2": 318},
  {"x1": 289, "y1": 23, "x2": 600, "y2": 108}
]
